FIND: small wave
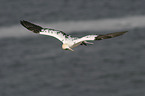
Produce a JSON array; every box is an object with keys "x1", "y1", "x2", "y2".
[{"x1": 0, "y1": 15, "x2": 145, "y2": 38}]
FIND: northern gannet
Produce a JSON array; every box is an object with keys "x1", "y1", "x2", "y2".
[{"x1": 20, "y1": 20, "x2": 127, "y2": 51}]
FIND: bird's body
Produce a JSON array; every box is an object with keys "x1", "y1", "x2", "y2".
[{"x1": 20, "y1": 20, "x2": 127, "y2": 51}]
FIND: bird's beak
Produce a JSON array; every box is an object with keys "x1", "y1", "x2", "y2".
[{"x1": 68, "y1": 48, "x2": 74, "y2": 51}]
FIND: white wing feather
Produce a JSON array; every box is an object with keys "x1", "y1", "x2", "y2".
[
  {"x1": 39, "y1": 28, "x2": 72, "y2": 43},
  {"x1": 74, "y1": 35, "x2": 98, "y2": 44}
]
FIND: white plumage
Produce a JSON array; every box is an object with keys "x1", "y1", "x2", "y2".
[{"x1": 20, "y1": 20, "x2": 127, "y2": 51}]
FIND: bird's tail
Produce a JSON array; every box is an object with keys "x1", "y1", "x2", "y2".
[
  {"x1": 20, "y1": 20, "x2": 43, "y2": 33},
  {"x1": 95, "y1": 31, "x2": 128, "y2": 40}
]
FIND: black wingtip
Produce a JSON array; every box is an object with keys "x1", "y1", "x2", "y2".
[
  {"x1": 95, "y1": 31, "x2": 128, "y2": 40},
  {"x1": 20, "y1": 20, "x2": 43, "y2": 33}
]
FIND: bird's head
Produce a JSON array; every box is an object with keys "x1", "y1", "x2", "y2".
[{"x1": 62, "y1": 44, "x2": 74, "y2": 51}]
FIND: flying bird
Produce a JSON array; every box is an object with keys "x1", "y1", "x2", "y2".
[{"x1": 20, "y1": 20, "x2": 127, "y2": 51}]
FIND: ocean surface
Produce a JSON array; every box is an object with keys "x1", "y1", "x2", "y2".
[{"x1": 0, "y1": 0, "x2": 145, "y2": 96}]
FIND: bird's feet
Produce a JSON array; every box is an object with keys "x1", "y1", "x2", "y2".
[{"x1": 81, "y1": 41, "x2": 94, "y2": 46}]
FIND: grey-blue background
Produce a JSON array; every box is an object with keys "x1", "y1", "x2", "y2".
[{"x1": 0, "y1": 0, "x2": 145, "y2": 96}]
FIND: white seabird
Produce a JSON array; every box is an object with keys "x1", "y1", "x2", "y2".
[{"x1": 20, "y1": 20, "x2": 127, "y2": 51}]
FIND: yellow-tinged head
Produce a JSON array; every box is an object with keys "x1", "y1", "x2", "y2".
[{"x1": 62, "y1": 44, "x2": 74, "y2": 51}]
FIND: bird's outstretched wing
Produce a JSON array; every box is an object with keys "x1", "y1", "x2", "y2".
[
  {"x1": 20, "y1": 20, "x2": 71, "y2": 43},
  {"x1": 75, "y1": 31, "x2": 127, "y2": 44}
]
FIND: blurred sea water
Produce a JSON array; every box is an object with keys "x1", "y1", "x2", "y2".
[{"x1": 0, "y1": 0, "x2": 145, "y2": 96}]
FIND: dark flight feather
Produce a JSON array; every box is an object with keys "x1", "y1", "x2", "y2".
[{"x1": 20, "y1": 20, "x2": 43, "y2": 33}]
